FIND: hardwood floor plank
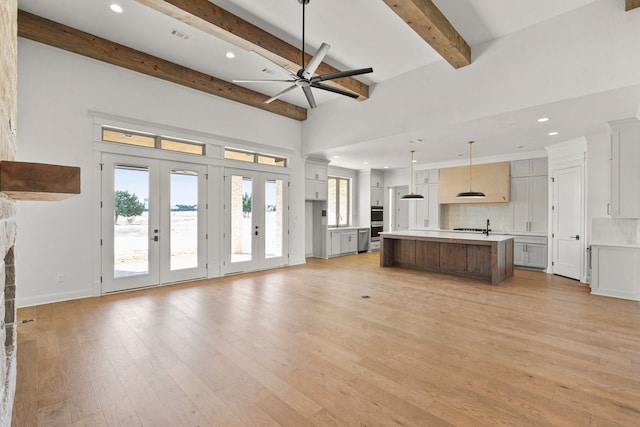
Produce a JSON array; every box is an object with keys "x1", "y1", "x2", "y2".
[{"x1": 12, "y1": 254, "x2": 640, "y2": 426}]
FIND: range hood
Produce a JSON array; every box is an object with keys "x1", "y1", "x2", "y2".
[{"x1": 438, "y1": 161, "x2": 510, "y2": 204}]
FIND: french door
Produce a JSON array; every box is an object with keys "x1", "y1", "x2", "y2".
[
  {"x1": 101, "y1": 154, "x2": 207, "y2": 293},
  {"x1": 223, "y1": 169, "x2": 289, "y2": 274}
]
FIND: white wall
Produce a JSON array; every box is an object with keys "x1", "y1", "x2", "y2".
[
  {"x1": 16, "y1": 39, "x2": 304, "y2": 306},
  {"x1": 303, "y1": 0, "x2": 640, "y2": 154}
]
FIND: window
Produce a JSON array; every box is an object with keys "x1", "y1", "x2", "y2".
[
  {"x1": 224, "y1": 148, "x2": 287, "y2": 167},
  {"x1": 328, "y1": 176, "x2": 350, "y2": 227},
  {"x1": 102, "y1": 127, "x2": 205, "y2": 155}
]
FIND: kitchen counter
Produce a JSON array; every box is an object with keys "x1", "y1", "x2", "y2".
[{"x1": 380, "y1": 230, "x2": 514, "y2": 285}]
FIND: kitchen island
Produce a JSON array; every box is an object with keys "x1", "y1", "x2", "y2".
[{"x1": 380, "y1": 230, "x2": 515, "y2": 285}]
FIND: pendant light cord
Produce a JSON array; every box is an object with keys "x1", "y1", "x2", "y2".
[{"x1": 469, "y1": 141, "x2": 473, "y2": 192}]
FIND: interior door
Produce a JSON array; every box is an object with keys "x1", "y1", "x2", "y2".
[
  {"x1": 552, "y1": 165, "x2": 582, "y2": 280},
  {"x1": 223, "y1": 169, "x2": 289, "y2": 274},
  {"x1": 101, "y1": 154, "x2": 207, "y2": 293}
]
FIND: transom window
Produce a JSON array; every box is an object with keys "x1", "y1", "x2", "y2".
[
  {"x1": 102, "y1": 127, "x2": 205, "y2": 155},
  {"x1": 224, "y1": 148, "x2": 287, "y2": 167},
  {"x1": 328, "y1": 176, "x2": 350, "y2": 227}
]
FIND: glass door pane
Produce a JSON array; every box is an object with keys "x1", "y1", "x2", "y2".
[
  {"x1": 114, "y1": 165, "x2": 150, "y2": 277},
  {"x1": 265, "y1": 178, "x2": 283, "y2": 259},
  {"x1": 231, "y1": 174, "x2": 253, "y2": 263},
  {"x1": 169, "y1": 170, "x2": 199, "y2": 271}
]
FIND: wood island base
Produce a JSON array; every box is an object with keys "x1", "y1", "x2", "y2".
[{"x1": 380, "y1": 232, "x2": 514, "y2": 285}]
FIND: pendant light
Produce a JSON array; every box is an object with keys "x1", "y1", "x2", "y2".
[
  {"x1": 401, "y1": 150, "x2": 424, "y2": 199},
  {"x1": 456, "y1": 141, "x2": 486, "y2": 198}
]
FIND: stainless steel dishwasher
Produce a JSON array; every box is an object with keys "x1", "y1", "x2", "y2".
[{"x1": 358, "y1": 228, "x2": 369, "y2": 253}]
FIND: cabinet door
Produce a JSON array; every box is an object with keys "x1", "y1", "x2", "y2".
[
  {"x1": 371, "y1": 171, "x2": 384, "y2": 188},
  {"x1": 511, "y1": 177, "x2": 529, "y2": 232},
  {"x1": 513, "y1": 243, "x2": 527, "y2": 266},
  {"x1": 371, "y1": 187, "x2": 384, "y2": 206},
  {"x1": 330, "y1": 231, "x2": 341, "y2": 256},
  {"x1": 511, "y1": 160, "x2": 531, "y2": 178},
  {"x1": 427, "y1": 183, "x2": 439, "y2": 229},
  {"x1": 530, "y1": 158, "x2": 548, "y2": 176},
  {"x1": 341, "y1": 232, "x2": 357, "y2": 254},
  {"x1": 525, "y1": 244, "x2": 547, "y2": 268},
  {"x1": 529, "y1": 176, "x2": 548, "y2": 232},
  {"x1": 305, "y1": 180, "x2": 327, "y2": 200},
  {"x1": 591, "y1": 246, "x2": 640, "y2": 300},
  {"x1": 415, "y1": 170, "x2": 429, "y2": 184},
  {"x1": 611, "y1": 127, "x2": 640, "y2": 218},
  {"x1": 414, "y1": 183, "x2": 429, "y2": 228}
]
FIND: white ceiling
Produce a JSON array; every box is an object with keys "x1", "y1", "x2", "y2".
[{"x1": 17, "y1": 0, "x2": 638, "y2": 170}]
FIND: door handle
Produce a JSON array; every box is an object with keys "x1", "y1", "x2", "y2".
[
  {"x1": 255, "y1": 231, "x2": 259, "y2": 236},
  {"x1": 151, "y1": 236, "x2": 158, "y2": 242},
  {"x1": 572, "y1": 235, "x2": 580, "y2": 240}
]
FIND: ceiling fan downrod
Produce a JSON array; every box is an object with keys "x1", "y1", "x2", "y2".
[{"x1": 299, "y1": 0, "x2": 310, "y2": 69}]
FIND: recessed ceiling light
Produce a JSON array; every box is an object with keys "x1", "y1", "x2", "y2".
[
  {"x1": 226, "y1": 52, "x2": 235, "y2": 59},
  {"x1": 411, "y1": 159, "x2": 417, "y2": 163},
  {"x1": 363, "y1": 161, "x2": 369, "y2": 165},
  {"x1": 538, "y1": 117, "x2": 549, "y2": 123},
  {"x1": 517, "y1": 145, "x2": 525, "y2": 149},
  {"x1": 548, "y1": 131, "x2": 559, "y2": 136},
  {"x1": 110, "y1": 3, "x2": 123, "y2": 13},
  {"x1": 332, "y1": 155, "x2": 339, "y2": 159},
  {"x1": 384, "y1": 166, "x2": 389, "y2": 169}
]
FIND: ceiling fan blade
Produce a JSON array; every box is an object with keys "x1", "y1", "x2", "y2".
[
  {"x1": 265, "y1": 84, "x2": 298, "y2": 104},
  {"x1": 311, "y1": 67, "x2": 373, "y2": 83},
  {"x1": 233, "y1": 79, "x2": 297, "y2": 83},
  {"x1": 302, "y1": 43, "x2": 331, "y2": 80},
  {"x1": 311, "y1": 82, "x2": 359, "y2": 99},
  {"x1": 302, "y1": 86, "x2": 317, "y2": 109}
]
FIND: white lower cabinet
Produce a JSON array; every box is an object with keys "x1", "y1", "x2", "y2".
[
  {"x1": 591, "y1": 245, "x2": 640, "y2": 301},
  {"x1": 512, "y1": 235, "x2": 547, "y2": 269},
  {"x1": 341, "y1": 231, "x2": 357, "y2": 254},
  {"x1": 328, "y1": 229, "x2": 359, "y2": 257}
]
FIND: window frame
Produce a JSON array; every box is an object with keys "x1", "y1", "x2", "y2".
[
  {"x1": 102, "y1": 127, "x2": 206, "y2": 156},
  {"x1": 224, "y1": 148, "x2": 287, "y2": 167},
  {"x1": 328, "y1": 176, "x2": 350, "y2": 227}
]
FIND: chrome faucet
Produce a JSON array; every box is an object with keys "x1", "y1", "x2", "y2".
[{"x1": 484, "y1": 219, "x2": 490, "y2": 236}]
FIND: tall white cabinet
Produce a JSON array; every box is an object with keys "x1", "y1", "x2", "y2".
[
  {"x1": 411, "y1": 169, "x2": 439, "y2": 229},
  {"x1": 511, "y1": 158, "x2": 548, "y2": 233},
  {"x1": 609, "y1": 118, "x2": 640, "y2": 218}
]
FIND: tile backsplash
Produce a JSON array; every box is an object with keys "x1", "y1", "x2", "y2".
[
  {"x1": 441, "y1": 203, "x2": 511, "y2": 231},
  {"x1": 591, "y1": 217, "x2": 640, "y2": 245}
]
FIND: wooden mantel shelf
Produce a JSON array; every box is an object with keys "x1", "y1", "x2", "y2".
[{"x1": 0, "y1": 161, "x2": 80, "y2": 201}]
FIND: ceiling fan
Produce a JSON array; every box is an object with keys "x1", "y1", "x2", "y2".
[{"x1": 232, "y1": 0, "x2": 373, "y2": 109}]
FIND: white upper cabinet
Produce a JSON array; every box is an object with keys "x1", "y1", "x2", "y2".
[
  {"x1": 412, "y1": 170, "x2": 439, "y2": 229},
  {"x1": 511, "y1": 159, "x2": 548, "y2": 233},
  {"x1": 371, "y1": 170, "x2": 384, "y2": 188},
  {"x1": 609, "y1": 119, "x2": 640, "y2": 218},
  {"x1": 305, "y1": 159, "x2": 329, "y2": 201},
  {"x1": 511, "y1": 158, "x2": 547, "y2": 178}
]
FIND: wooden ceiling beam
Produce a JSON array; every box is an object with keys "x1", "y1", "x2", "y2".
[
  {"x1": 134, "y1": 0, "x2": 370, "y2": 100},
  {"x1": 626, "y1": 0, "x2": 640, "y2": 11},
  {"x1": 383, "y1": 0, "x2": 471, "y2": 69},
  {"x1": 17, "y1": 10, "x2": 307, "y2": 121}
]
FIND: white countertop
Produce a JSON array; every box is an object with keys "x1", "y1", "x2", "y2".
[
  {"x1": 381, "y1": 230, "x2": 515, "y2": 242},
  {"x1": 590, "y1": 241, "x2": 640, "y2": 248}
]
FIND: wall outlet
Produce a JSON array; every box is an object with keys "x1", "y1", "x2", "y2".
[{"x1": 56, "y1": 274, "x2": 64, "y2": 283}]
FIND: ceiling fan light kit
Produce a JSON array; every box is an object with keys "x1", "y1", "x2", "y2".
[
  {"x1": 401, "y1": 150, "x2": 424, "y2": 200},
  {"x1": 456, "y1": 140, "x2": 486, "y2": 198},
  {"x1": 233, "y1": 0, "x2": 373, "y2": 109}
]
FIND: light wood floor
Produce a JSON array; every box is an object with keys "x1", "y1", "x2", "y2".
[{"x1": 11, "y1": 253, "x2": 640, "y2": 426}]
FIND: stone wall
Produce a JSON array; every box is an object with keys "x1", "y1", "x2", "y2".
[{"x1": 0, "y1": 0, "x2": 18, "y2": 426}]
